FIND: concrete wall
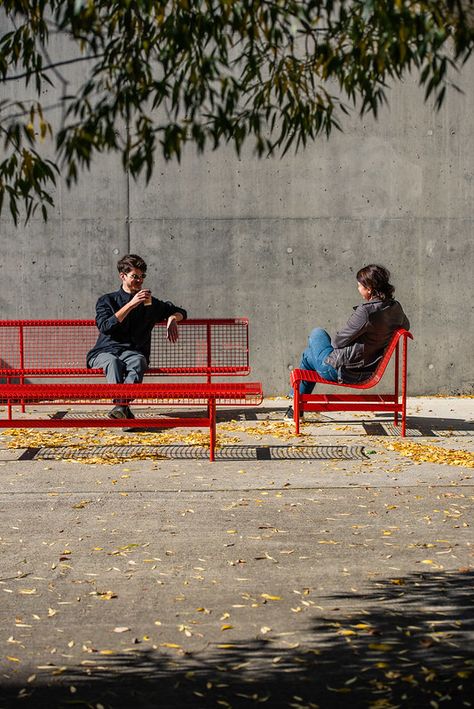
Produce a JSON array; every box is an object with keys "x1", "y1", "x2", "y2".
[{"x1": 1, "y1": 50, "x2": 473, "y2": 395}]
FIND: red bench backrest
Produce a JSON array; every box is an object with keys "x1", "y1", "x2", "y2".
[{"x1": 0, "y1": 319, "x2": 250, "y2": 376}]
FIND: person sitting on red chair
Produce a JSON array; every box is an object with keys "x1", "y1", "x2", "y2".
[{"x1": 285, "y1": 264, "x2": 409, "y2": 420}]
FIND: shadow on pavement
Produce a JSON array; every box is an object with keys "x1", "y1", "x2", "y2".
[
  {"x1": 364, "y1": 415, "x2": 474, "y2": 437},
  {"x1": 2, "y1": 570, "x2": 472, "y2": 708}
]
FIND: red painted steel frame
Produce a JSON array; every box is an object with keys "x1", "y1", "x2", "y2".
[
  {"x1": 0, "y1": 319, "x2": 262, "y2": 462},
  {"x1": 290, "y1": 329, "x2": 413, "y2": 436},
  {"x1": 0, "y1": 382, "x2": 263, "y2": 462},
  {"x1": 0, "y1": 319, "x2": 251, "y2": 378}
]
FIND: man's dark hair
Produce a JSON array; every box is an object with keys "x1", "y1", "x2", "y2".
[
  {"x1": 357, "y1": 264, "x2": 395, "y2": 300},
  {"x1": 117, "y1": 254, "x2": 147, "y2": 274}
]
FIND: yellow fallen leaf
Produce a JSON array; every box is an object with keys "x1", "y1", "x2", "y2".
[
  {"x1": 221, "y1": 624, "x2": 233, "y2": 631},
  {"x1": 261, "y1": 593, "x2": 282, "y2": 601},
  {"x1": 369, "y1": 643, "x2": 394, "y2": 651},
  {"x1": 160, "y1": 643, "x2": 181, "y2": 649},
  {"x1": 421, "y1": 559, "x2": 434, "y2": 565},
  {"x1": 327, "y1": 686, "x2": 351, "y2": 693},
  {"x1": 380, "y1": 440, "x2": 474, "y2": 468},
  {"x1": 6, "y1": 656, "x2": 20, "y2": 662},
  {"x1": 338, "y1": 629, "x2": 357, "y2": 636}
]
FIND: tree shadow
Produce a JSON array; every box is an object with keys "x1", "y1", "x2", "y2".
[{"x1": 2, "y1": 570, "x2": 472, "y2": 708}]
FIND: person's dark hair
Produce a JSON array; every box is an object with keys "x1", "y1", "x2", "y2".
[
  {"x1": 357, "y1": 264, "x2": 395, "y2": 300},
  {"x1": 117, "y1": 254, "x2": 147, "y2": 275}
]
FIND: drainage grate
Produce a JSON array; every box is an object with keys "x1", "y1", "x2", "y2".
[{"x1": 22, "y1": 444, "x2": 368, "y2": 461}]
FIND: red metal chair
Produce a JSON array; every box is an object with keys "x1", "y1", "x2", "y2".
[{"x1": 289, "y1": 329, "x2": 413, "y2": 436}]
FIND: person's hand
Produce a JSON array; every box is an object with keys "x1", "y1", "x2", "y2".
[
  {"x1": 130, "y1": 289, "x2": 151, "y2": 307},
  {"x1": 167, "y1": 316, "x2": 179, "y2": 343}
]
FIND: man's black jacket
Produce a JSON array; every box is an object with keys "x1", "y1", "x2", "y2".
[{"x1": 87, "y1": 287, "x2": 187, "y2": 367}]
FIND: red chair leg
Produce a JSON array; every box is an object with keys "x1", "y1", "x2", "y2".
[
  {"x1": 401, "y1": 336, "x2": 408, "y2": 437},
  {"x1": 294, "y1": 385, "x2": 300, "y2": 435},
  {"x1": 394, "y1": 341, "x2": 399, "y2": 426}
]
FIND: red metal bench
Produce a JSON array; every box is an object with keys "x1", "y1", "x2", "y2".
[
  {"x1": 289, "y1": 328, "x2": 413, "y2": 436},
  {"x1": 0, "y1": 319, "x2": 263, "y2": 461}
]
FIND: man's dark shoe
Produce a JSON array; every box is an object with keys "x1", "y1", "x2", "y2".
[
  {"x1": 108, "y1": 405, "x2": 129, "y2": 420},
  {"x1": 122, "y1": 407, "x2": 137, "y2": 432},
  {"x1": 284, "y1": 406, "x2": 303, "y2": 422}
]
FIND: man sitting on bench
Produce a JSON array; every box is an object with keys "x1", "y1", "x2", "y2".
[{"x1": 87, "y1": 254, "x2": 187, "y2": 421}]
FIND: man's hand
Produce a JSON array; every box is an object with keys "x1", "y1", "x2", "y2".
[
  {"x1": 130, "y1": 289, "x2": 151, "y2": 307},
  {"x1": 167, "y1": 315, "x2": 179, "y2": 343},
  {"x1": 115, "y1": 289, "x2": 151, "y2": 322}
]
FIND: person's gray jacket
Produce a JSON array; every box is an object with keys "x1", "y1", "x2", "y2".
[{"x1": 325, "y1": 299, "x2": 410, "y2": 375}]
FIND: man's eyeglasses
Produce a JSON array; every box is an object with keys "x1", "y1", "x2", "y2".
[{"x1": 127, "y1": 273, "x2": 146, "y2": 281}]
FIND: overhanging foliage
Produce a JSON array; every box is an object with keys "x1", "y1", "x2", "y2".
[{"x1": 0, "y1": 0, "x2": 473, "y2": 223}]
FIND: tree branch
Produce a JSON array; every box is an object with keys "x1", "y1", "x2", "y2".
[{"x1": 1, "y1": 54, "x2": 104, "y2": 82}]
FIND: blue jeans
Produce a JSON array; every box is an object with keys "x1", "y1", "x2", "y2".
[{"x1": 294, "y1": 328, "x2": 339, "y2": 395}]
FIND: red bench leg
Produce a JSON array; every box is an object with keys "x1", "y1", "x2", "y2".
[
  {"x1": 209, "y1": 399, "x2": 216, "y2": 462},
  {"x1": 6, "y1": 377, "x2": 12, "y2": 419}
]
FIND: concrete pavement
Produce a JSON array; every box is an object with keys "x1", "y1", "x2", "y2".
[{"x1": 0, "y1": 397, "x2": 473, "y2": 708}]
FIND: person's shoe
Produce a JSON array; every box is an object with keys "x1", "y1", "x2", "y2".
[
  {"x1": 108, "y1": 405, "x2": 129, "y2": 419},
  {"x1": 284, "y1": 406, "x2": 304, "y2": 422},
  {"x1": 122, "y1": 407, "x2": 136, "y2": 432}
]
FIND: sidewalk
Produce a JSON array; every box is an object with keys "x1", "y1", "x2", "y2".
[{"x1": 0, "y1": 397, "x2": 473, "y2": 708}]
